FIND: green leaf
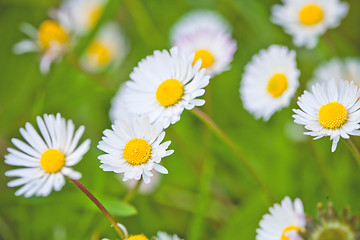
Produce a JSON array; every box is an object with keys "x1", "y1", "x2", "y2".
[{"x1": 87, "y1": 197, "x2": 138, "y2": 217}]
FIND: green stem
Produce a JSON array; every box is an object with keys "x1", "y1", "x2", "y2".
[
  {"x1": 69, "y1": 178, "x2": 126, "y2": 239},
  {"x1": 123, "y1": 179, "x2": 142, "y2": 203},
  {"x1": 191, "y1": 107, "x2": 274, "y2": 203},
  {"x1": 308, "y1": 140, "x2": 334, "y2": 194},
  {"x1": 123, "y1": 0, "x2": 162, "y2": 48},
  {"x1": 347, "y1": 139, "x2": 360, "y2": 166}
]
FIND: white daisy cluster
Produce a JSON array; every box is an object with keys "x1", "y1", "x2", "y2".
[
  {"x1": 256, "y1": 197, "x2": 306, "y2": 240},
  {"x1": 293, "y1": 80, "x2": 360, "y2": 152},
  {"x1": 272, "y1": 0, "x2": 349, "y2": 49},
  {"x1": 170, "y1": 10, "x2": 237, "y2": 76},
  {"x1": 13, "y1": 0, "x2": 128, "y2": 74},
  {"x1": 5, "y1": 113, "x2": 90, "y2": 197},
  {"x1": 240, "y1": 45, "x2": 300, "y2": 121},
  {"x1": 100, "y1": 47, "x2": 210, "y2": 183}
]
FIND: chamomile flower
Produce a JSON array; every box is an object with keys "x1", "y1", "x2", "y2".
[
  {"x1": 81, "y1": 22, "x2": 128, "y2": 72},
  {"x1": 60, "y1": 0, "x2": 107, "y2": 35},
  {"x1": 170, "y1": 10, "x2": 237, "y2": 75},
  {"x1": 97, "y1": 115, "x2": 174, "y2": 184},
  {"x1": 293, "y1": 80, "x2": 360, "y2": 152},
  {"x1": 271, "y1": 0, "x2": 349, "y2": 49},
  {"x1": 5, "y1": 113, "x2": 90, "y2": 197},
  {"x1": 13, "y1": 13, "x2": 73, "y2": 74},
  {"x1": 155, "y1": 232, "x2": 183, "y2": 240},
  {"x1": 125, "y1": 47, "x2": 210, "y2": 128},
  {"x1": 309, "y1": 58, "x2": 360, "y2": 87},
  {"x1": 240, "y1": 45, "x2": 300, "y2": 121},
  {"x1": 256, "y1": 197, "x2": 306, "y2": 240}
]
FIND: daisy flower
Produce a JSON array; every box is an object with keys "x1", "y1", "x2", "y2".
[
  {"x1": 5, "y1": 113, "x2": 91, "y2": 197},
  {"x1": 155, "y1": 232, "x2": 183, "y2": 240},
  {"x1": 256, "y1": 197, "x2": 306, "y2": 240},
  {"x1": 271, "y1": 0, "x2": 349, "y2": 49},
  {"x1": 240, "y1": 45, "x2": 300, "y2": 121},
  {"x1": 125, "y1": 47, "x2": 210, "y2": 129},
  {"x1": 81, "y1": 22, "x2": 128, "y2": 72},
  {"x1": 60, "y1": 0, "x2": 107, "y2": 35},
  {"x1": 308, "y1": 58, "x2": 360, "y2": 87},
  {"x1": 13, "y1": 13, "x2": 73, "y2": 74},
  {"x1": 293, "y1": 80, "x2": 360, "y2": 152},
  {"x1": 97, "y1": 115, "x2": 174, "y2": 183},
  {"x1": 170, "y1": 10, "x2": 237, "y2": 76}
]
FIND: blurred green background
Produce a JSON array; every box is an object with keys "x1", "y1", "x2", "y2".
[{"x1": 1, "y1": 0, "x2": 360, "y2": 239}]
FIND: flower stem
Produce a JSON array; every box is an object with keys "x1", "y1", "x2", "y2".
[
  {"x1": 347, "y1": 139, "x2": 360, "y2": 166},
  {"x1": 123, "y1": 180, "x2": 142, "y2": 203},
  {"x1": 191, "y1": 107, "x2": 274, "y2": 203},
  {"x1": 69, "y1": 178, "x2": 126, "y2": 239}
]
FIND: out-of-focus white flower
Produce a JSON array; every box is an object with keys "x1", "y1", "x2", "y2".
[
  {"x1": 13, "y1": 11, "x2": 74, "y2": 74},
  {"x1": 60, "y1": 0, "x2": 107, "y2": 35},
  {"x1": 309, "y1": 58, "x2": 360, "y2": 88},
  {"x1": 170, "y1": 10, "x2": 236, "y2": 76},
  {"x1": 272, "y1": 0, "x2": 348, "y2": 49},
  {"x1": 240, "y1": 45, "x2": 300, "y2": 121},
  {"x1": 154, "y1": 232, "x2": 183, "y2": 240},
  {"x1": 81, "y1": 22, "x2": 128, "y2": 72}
]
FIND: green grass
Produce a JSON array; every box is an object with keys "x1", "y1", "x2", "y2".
[{"x1": 1, "y1": 0, "x2": 360, "y2": 239}]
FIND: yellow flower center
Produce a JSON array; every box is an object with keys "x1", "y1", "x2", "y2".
[
  {"x1": 38, "y1": 20, "x2": 68, "y2": 50},
  {"x1": 267, "y1": 73, "x2": 288, "y2": 98},
  {"x1": 281, "y1": 226, "x2": 301, "y2": 240},
  {"x1": 123, "y1": 138, "x2": 151, "y2": 165},
  {"x1": 192, "y1": 49, "x2": 215, "y2": 69},
  {"x1": 126, "y1": 234, "x2": 149, "y2": 240},
  {"x1": 299, "y1": 4, "x2": 324, "y2": 26},
  {"x1": 86, "y1": 41, "x2": 111, "y2": 66},
  {"x1": 40, "y1": 149, "x2": 65, "y2": 173},
  {"x1": 318, "y1": 102, "x2": 348, "y2": 129},
  {"x1": 156, "y1": 78, "x2": 184, "y2": 107},
  {"x1": 89, "y1": 7, "x2": 103, "y2": 28}
]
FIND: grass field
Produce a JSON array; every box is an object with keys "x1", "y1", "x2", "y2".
[{"x1": 1, "y1": 0, "x2": 360, "y2": 239}]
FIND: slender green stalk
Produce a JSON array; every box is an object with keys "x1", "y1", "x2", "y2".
[
  {"x1": 308, "y1": 140, "x2": 334, "y2": 193},
  {"x1": 123, "y1": 0, "x2": 162, "y2": 48},
  {"x1": 123, "y1": 179, "x2": 142, "y2": 203},
  {"x1": 191, "y1": 107, "x2": 274, "y2": 203},
  {"x1": 347, "y1": 139, "x2": 360, "y2": 166},
  {"x1": 69, "y1": 178, "x2": 126, "y2": 239}
]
